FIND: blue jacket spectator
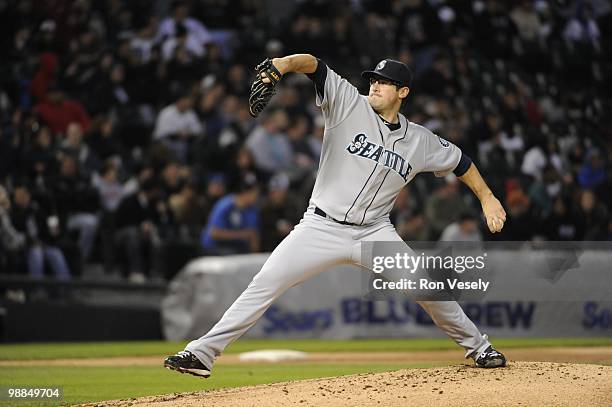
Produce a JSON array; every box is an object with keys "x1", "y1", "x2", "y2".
[
  {"x1": 578, "y1": 150, "x2": 606, "y2": 189},
  {"x1": 200, "y1": 173, "x2": 260, "y2": 254}
]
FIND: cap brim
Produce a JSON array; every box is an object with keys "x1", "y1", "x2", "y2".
[{"x1": 361, "y1": 71, "x2": 405, "y2": 87}]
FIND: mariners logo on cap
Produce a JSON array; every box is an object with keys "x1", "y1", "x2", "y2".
[{"x1": 376, "y1": 60, "x2": 387, "y2": 70}]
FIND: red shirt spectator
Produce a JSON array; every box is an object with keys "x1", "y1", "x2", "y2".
[
  {"x1": 29, "y1": 52, "x2": 59, "y2": 102},
  {"x1": 35, "y1": 88, "x2": 91, "y2": 135}
]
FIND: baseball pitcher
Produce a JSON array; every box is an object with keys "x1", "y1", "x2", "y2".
[{"x1": 164, "y1": 55, "x2": 508, "y2": 377}]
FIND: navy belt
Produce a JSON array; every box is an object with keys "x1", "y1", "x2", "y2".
[{"x1": 314, "y1": 207, "x2": 358, "y2": 226}]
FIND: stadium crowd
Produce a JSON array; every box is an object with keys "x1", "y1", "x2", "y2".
[{"x1": 0, "y1": 0, "x2": 610, "y2": 283}]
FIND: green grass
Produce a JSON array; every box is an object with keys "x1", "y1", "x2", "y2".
[
  {"x1": 0, "y1": 362, "x2": 431, "y2": 406},
  {"x1": 1, "y1": 337, "x2": 612, "y2": 361}
]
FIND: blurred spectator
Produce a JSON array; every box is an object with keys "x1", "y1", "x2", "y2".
[
  {"x1": 395, "y1": 0, "x2": 439, "y2": 51},
  {"x1": 527, "y1": 165, "x2": 562, "y2": 218},
  {"x1": 543, "y1": 196, "x2": 582, "y2": 241},
  {"x1": 61, "y1": 122, "x2": 101, "y2": 175},
  {"x1": 0, "y1": 126, "x2": 17, "y2": 182},
  {"x1": 576, "y1": 189, "x2": 608, "y2": 240},
  {"x1": 0, "y1": 185, "x2": 26, "y2": 272},
  {"x1": 497, "y1": 189, "x2": 536, "y2": 241},
  {"x1": 193, "y1": 86, "x2": 242, "y2": 171},
  {"x1": 563, "y1": 4, "x2": 601, "y2": 48},
  {"x1": 200, "y1": 172, "x2": 260, "y2": 255},
  {"x1": 203, "y1": 173, "x2": 227, "y2": 210},
  {"x1": 23, "y1": 126, "x2": 57, "y2": 184},
  {"x1": 510, "y1": 1, "x2": 541, "y2": 43},
  {"x1": 63, "y1": 29, "x2": 105, "y2": 97},
  {"x1": 159, "y1": 161, "x2": 186, "y2": 196},
  {"x1": 425, "y1": 178, "x2": 469, "y2": 240},
  {"x1": 197, "y1": 83, "x2": 227, "y2": 140},
  {"x1": 287, "y1": 114, "x2": 318, "y2": 173},
  {"x1": 360, "y1": 12, "x2": 394, "y2": 66},
  {"x1": 466, "y1": 111, "x2": 504, "y2": 167},
  {"x1": 10, "y1": 183, "x2": 71, "y2": 279},
  {"x1": 499, "y1": 123, "x2": 525, "y2": 167},
  {"x1": 169, "y1": 180, "x2": 208, "y2": 241},
  {"x1": 391, "y1": 186, "x2": 428, "y2": 241},
  {"x1": 595, "y1": 167, "x2": 612, "y2": 206},
  {"x1": 113, "y1": 178, "x2": 167, "y2": 283},
  {"x1": 28, "y1": 52, "x2": 59, "y2": 102},
  {"x1": 87, "y1": 117, "x2": 125, "y2": 162},
  {"x1": 418, "y1": 53, "x2": 454, "y2": 97},
  {"x1": 259, "y1": 174, "x2": 301, "y2": 252},
  {"x1": 157, "y1": 1, "x2": 212, "y2": 58},
  {"x1": 439, "y1": 212, "x2": 482, "y2": 242},
  {"x1": 397, "y1": 214, "x2": 429, "y2": 242},
  {"x1": 165, "y1": 26, "x2": 205, "y2": 87},
  {"x1": 163, "y1": 23, "x2": 196, "y2": 62},
  {"x1": 131, "y1": 17, "x2": 159, "y2": 64},
  {"x1": 308, "y1": 115, "x2": 325, "y2": 162},
  {"x1": 153, "y1": 90, "x2": 202, "y2": 163},
  {"x1": 521, "y1": 138, "x2": 548, "y2": 181},
  {"x1": 94, "y1": 64, "x2": 132, "y2": 121},
  {"x1": 53, "y1": 155, "x2": 100, "y2": 264},
  {"x1": 92, "y1": 160, "x2": 127, "y2": 271},
  {"x1": 473, "y1": 0, "x2": 518, "y2": 61},
  {"x1": 246, "y1": 109, "x2": 292, "y2": 176},
  {"x1": 211, "y1": 96, "x2": 252, "y2": 166},
  {"x1": 578, "y1": 149, "x2": 606, "y2": 189},
  {"x1": 35, "y1": 87, "x2": 91, "y2": 135},
  {"x1": 225, "y1": 65, "x2": 250, "y2": 97},
  {"x1": 162, "y1": 178, "x2": 208, "y2": 279},
  {"x1": 93, "y1": 161, "x2": 127, "y2": 213},
  {"x1": 227, "y1": 147, "x2": 261, "y2": 191}
]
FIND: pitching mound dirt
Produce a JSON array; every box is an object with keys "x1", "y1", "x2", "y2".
[{"x1": 82, "y1": 361, "x2": 611, "y2": 407}]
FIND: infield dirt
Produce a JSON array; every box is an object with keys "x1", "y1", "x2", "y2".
[
  {"x1": 80, "y1": 361, "x2": 611, "y2": 407},
  {"x1": 69, "y1": 347, "x2": 612, "y2": 407}
]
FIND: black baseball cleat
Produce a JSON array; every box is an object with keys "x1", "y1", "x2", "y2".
[
  {"x1": 474, "y1": 346, "x2": 507, "y2": 368},
  {"x1": 164, "y1": 350, "x2": 211, "y2": 378}
]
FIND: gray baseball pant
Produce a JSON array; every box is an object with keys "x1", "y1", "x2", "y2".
[{"x1": 186, "y1": 210, "x2": 490, "y2": 369}]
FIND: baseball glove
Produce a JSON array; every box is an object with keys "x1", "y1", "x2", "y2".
[{"x1": 248, "y1": 58, "x2": 283, "y2": 117}]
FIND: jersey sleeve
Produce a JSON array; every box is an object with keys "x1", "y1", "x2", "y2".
[
  {"x1": 306, "y1": 59, "x2": 360, "y2": 128},
  {"x1": 422, "y1": 130, "x2": 464, "y2": 177}
]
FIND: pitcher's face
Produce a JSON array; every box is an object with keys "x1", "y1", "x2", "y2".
[{"x1": 367, "y1": 76, "x2": 408, "y2": 113}]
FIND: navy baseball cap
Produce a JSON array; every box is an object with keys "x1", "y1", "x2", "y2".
[{"x1": 362, "y1": 59, "x2": 413, "y2": 88}]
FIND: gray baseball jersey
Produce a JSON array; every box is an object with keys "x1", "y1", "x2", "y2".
[{"x1": 309, "y1": 64, "x2": 463, "y2": 225}]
